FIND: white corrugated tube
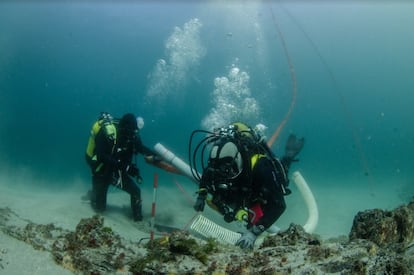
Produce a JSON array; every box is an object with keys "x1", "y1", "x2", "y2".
[{"x1": 292, "y1": 171, "x2": 319, "y2": 233}]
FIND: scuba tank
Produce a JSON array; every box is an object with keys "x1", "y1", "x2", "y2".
[{"x1": 85, "y1": 112, "x2": 117, "y2": 170}]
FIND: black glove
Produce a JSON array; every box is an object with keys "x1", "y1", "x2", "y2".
[
  {"x1": 284, "y1": 134, "x2": 305, "y2": 160},
  {"x1": 144, "y1": 154, "x2": 163, "y2": 163},
  {"x1": 193, "y1": 188, "x2": 207, "y2": 212},
  {"x1": 125, "y1": 164, "x2": 143, "y2": 183},
  {"x1": 126, "y1": 164, "x2": 139, "y2": 177},
  {"x1": 152, "y1": 154, "x2": 163, "y2": 163}
]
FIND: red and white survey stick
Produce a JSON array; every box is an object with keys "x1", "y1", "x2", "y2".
[{"x1": 150, "y1": 173, "x2": 159, "y2": 241}]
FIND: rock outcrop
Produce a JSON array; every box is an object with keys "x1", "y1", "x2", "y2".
[{"x1": 1, "y1": 200, "x2": 414, "y2": 274}]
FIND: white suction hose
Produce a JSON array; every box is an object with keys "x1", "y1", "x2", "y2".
[
  {"x1": 292, "y1": 171, "x2": 319, "y2": 233},
  {"x1": 154, "y1": 143, "x2": 201, "y2": 184}
]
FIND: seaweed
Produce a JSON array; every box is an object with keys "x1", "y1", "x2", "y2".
[{"x1": 129, "y1": 231, "x2": 220, "y2": 273}]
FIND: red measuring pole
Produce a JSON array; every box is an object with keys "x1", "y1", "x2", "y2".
[{"x1": 150, "y1": 173, "x2": 159, "y2": 241}]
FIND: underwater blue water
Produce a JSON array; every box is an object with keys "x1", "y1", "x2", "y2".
[{"x1": 0, "y1": 1, "x2": 413, "y2": 203}]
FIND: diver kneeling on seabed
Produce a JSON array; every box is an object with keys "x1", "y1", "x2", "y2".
[{"x1": 189, "y1": 122, "x2": 304, "y2": 249}]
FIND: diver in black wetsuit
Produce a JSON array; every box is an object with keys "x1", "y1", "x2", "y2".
[
  {"x1": 86, "y1": 113, "x2": 157, "y2": 221},
  {"x1": 191, "y1": 122, "x2": 304, "y2": 249}
]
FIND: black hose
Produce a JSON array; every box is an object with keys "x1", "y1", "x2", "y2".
[{"x1": 188, "y1": 129, "x2": 215, "y2": 182}]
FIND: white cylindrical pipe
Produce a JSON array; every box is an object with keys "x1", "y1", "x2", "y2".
[
  {"x1": 154, "y1": 143, "x2": 201, "y2": 184},
  {"x1": 292, "y1": 171, "x2": 319, "y2": 234}
]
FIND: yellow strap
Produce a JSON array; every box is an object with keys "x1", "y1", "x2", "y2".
[
  {"x1": 95, "y1": 163, "x2": 104, "y2": 173},
  {"x1": 251, "y1": 154, "x2": 265, "y2": 170}
]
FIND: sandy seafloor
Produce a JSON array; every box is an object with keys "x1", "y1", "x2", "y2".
[
  {"x1": 0, "y1": 169, "x2": 410, "y2": 274},
  {"x1": 1, "y1": 1, "x2": 413, "y2": 273}
]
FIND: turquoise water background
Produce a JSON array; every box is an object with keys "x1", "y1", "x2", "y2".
[{"x1": 1, "y1": 2, "x2": 413, "y2": 232}]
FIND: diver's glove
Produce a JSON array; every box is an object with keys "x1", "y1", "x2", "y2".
[
  {"x1": 193, "y1": 188, "x2": 208, "y2": 212},
  {"x1": 144, "y1": 154, "x2": 163, "y2": 164},
  {"x1": 235, "y1": 225, "x2": 265, "y2": 250},
  {"x1": 121, "y1": 164, "x2": 143, "y2": 183},
  {"x1": 126, "y1": 164, "x2": 139, "y2": 177}
]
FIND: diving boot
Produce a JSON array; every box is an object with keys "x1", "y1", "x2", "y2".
[{"x1": 132, "y1": 198, "x2": 143, "y2": 221}]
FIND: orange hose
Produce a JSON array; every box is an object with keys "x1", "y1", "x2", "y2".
[{"x1": 267, "y1": 5, "x2": 297, "y2": 148}]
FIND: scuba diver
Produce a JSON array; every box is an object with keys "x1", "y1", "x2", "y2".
[
  {"x1": 190, "y1": 122, "x2": 304, "y2": 249},
  {"x1": 85, "y1": 112, "x2": 158, "y2": 221}
]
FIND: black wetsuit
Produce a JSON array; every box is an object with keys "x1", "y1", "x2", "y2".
[
  {"x1": 201, "y1": 155, "x2": 287, "y2": 230},
  {"x1": 249, "y1": 157, "x2": 286, "y2": 229},
  {"x1": 90, "y1": 124, "x2": 154, "y2": 221}
]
